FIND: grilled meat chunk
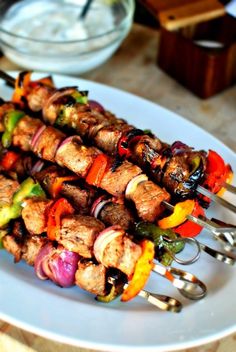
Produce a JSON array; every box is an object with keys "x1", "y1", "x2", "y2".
[
  {"x1": 55, "y1": 136, "x2": 100, "y2": 178},
  {"x1": 59, "y1": 215, "x2": 105, "y2": 258},
  {"x1": 162, "y1": 151, "x2": 206, "y2": 197},
  {"x1": 75, "y1": 259, "x2": 107, "y2": 296},
  {"x1": 12, "y1": 116, "x2": 44, "y2": 151},
  {"x1": 27, "y1": 85, "x2": 54, "y2": 112},
  {"x1": 0, "y1": 174, "x2": 19, "y2": 205},
  {"x1": 61, "y1": 182, "x2": 97, "y2": 214},
  {"x1": 130, "y1": 135, "x2": 164, "y2": 169},
  {"x1": 94, "y1": 124, "x2": 134, "y2": 156},
  {"x1": 33, "y1": 126, "x2": 66, "y2": 162},
  {"x1": 22, "y1": 198, "x2": 53, "y2": 235},
  {"x1": 99, "y1": 202, "x2": 134, "y2": 230},
  {"x1": 22, "y1": 235, "x2": 48, "y2": 266},
  {"x1": 2, "y1": 234, "x2": 23, "y2": 263},
  {"x1": 100, "y1": 160, "x2": 142, "y2": 197},
  {"x1": 102, "y1": 234, "x2": 142, "y2": 277},
  {"x1": 129, "y1": 180, "x2": 170, "y2": 222}
]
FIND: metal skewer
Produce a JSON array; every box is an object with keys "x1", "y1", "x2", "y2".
[
  {"x1": 152, "y1": 263, "x2": 207, "y2": 300},
  {"x1": 107, "y1": 277, "x2": 182, "y2": 312},
  {"x1": 197, "y1": 185, "x2": 236, "y2": 213},
  {"x1": 0, "y1": 70, "x2": 235, "y2": 234},
  {"x1": 222, "y1": 182, "x2": 236, "y2": 194}
]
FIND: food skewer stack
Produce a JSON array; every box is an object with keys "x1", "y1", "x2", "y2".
[{"x1": 0, "y1": 71, "x2": 235, "y2": 312}]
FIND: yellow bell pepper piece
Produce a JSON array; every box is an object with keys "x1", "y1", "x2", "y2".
[
  {"x1": 121, "y1": 239, "x2": 154, "y2": 302},
  {"x1": 158, "y1": 200, "x2": 195, "y2": 229}
]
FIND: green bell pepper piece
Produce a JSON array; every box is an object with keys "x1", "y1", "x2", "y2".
[
  {"x1": 2, "y1": 110, "x2": 25, "y2": 148},
  {"x1": 134, "y1": 222, "x2": 185, "y2": 266},
  {"x1": 0, "y1": 203, "x2": 22, "y2": 228},
  {"x1": 12, "y1": 177, "x2": 46, "y2": 204},
  {"x1": 71, "y1": 91, "x2": 88, "y2": 104},
  {"x1": 0, "y1": 178, "x2": 46, "y2": 229}
]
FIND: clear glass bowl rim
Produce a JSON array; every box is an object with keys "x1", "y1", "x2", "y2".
[{"x1": 0, "y1": 0, "x2": 135, "y2": 44}]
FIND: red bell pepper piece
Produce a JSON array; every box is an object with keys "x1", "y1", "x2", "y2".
[
  {"x1": 0, "y1": 151, "x2": 20, "y2": 171},
  {"x1": 47, "y1": 198, "x2": 75, "y2": 241},
  {"x1": 174, "y1": 201, "x2": 205, "y2": 237},
  {"x1": 86, "y1": 154, "x2": 109, "y2": 187},
  {"x1": 202, "y1": 150, "x2": 233, "y2": 204}
]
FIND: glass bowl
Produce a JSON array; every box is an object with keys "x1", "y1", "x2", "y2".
[{"x1": 0, "y1": 0, "x2": 135, "y2": 74}]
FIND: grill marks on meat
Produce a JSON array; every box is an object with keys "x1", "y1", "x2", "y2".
[
  {"x1": 33, "y1": 126, "x2": 66, "y2": 162},
  {"x1": 102, "y1": 234, "x2": 142, "y2": 278},
  {"x1": 99, "y1": 202, "x2": 134, "y2": 230},
  {"x1": 0, "y1": 175, "x2": 19, "y2": 205},
  {"x1": 100, "y1": 160, "x2": 142, "y2": 197},
  {"x1": 75, "y1": 259, "x2": 107, "y2": 296},
  {"x1": 21, "y1": 236, "x2": 48, "y2": 266},
  {"x1": 12, "y1": 116, "x2": 44, "y2": 151},
  {"x1": 129, "y1": 180, "x2": 170, "y2": 222},
  {"x1": 61, "y1": 182, "x2": 97, "y2": 214},
  {"x1": 94, "y1": 124, "x2": 134, "y2": 156},
  {"x1": 21, "y1": 198, "x2": 53, "y2": 235},
  {"x1": 59, "y1": 215, "x2": 105, "y2": 258},
  {"x1": 55, "y1": 137, "x2": 101, "y2": 178},
  {"x1": 130, "y1": 135, "x2": 164, "y2": 169}
]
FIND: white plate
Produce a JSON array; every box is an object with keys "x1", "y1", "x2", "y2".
[{"x1": 0, "y1": 73, "x2": 236, "y2": 352}]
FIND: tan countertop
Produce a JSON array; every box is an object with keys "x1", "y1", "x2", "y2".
[{"x1": 0, "y1": 23, "x2": 236, "y2": 352}]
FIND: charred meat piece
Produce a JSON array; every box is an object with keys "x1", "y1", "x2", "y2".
[
  {"x1": 100, "y1": 160, "x2": 142, "y2": 197},
  {"x1": 102, "y1": 234, "x2": 142, "y2": 277},
  {"x1": 55, "y1": 136, "x2": 100, "y2": 178},
  {"x1": 35, "y1": 165, "x2": 98, "y2": 213},
  {"x1": 99, "y1": 202, "x2": 134, "y2": 230},
  {"x1": 27, "y1": 85, "x2": 54, "y2": 112},
  {"x1": 21, "y1": 198, "x2": 53, "y2": 235},
  {"x1": 0, "y1": 174, "x2": 19, "y2": 205},
  {"x1": 61, "y1": 182, "x2": 97, "y2": 214},
  {"x1": 162, "y1": 151, "x2": 206, "y2": 198},
  {"x1": 12, "y1": 116, "x2": 44, "y2": 151},
  {"x1": 94, "y1": 124, "x2": 134, "y2": 156},
  {"x1": 59, "y1": 215, "x2": 105, "y2": 258},
  {"x1": 130, "y1": 135, "x2": 164, "y2": 169},
  {"x1": 75, "y1": 259, "x2": 107, "y2": 296},
  {"x1": 33, "y1": 126, "x2": 66, "y2": 162},
  {"x1": 129, "y1": 180, "x2": 170, "y2": 222}
]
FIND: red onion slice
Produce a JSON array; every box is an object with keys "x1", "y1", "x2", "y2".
[
  {"x1": 91, "y1": 196, "x2": 111, "y2": 218},
  {"x1": 88, "y1": 100, "x2": 105, "y2": 113},
  {"x1": 35, "y1": 243, "x2": 79, "y2": 287},
  {"x1": 94, "y1": 225, "x2": 124, "y2": 264},
  {"x1": 42, "y1": 87, "x2": 78, "y2": 124},
  {"x1": 31, "y1": 160, "x2": 45, "y2": 175},
  {"x1": 171, "y1": 141, "x2": 192, "y2": 155},
  {"x1": 34, "y1": 242, "x2": 52, "y2": 280},
  {"x1": 31, "y1": 125, "x2": 46, "y2": 150}
]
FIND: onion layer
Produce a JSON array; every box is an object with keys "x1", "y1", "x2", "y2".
[
  {"x1": 94, "y1": 225, "x2": 124, "y2": 264},
  {"x1": 34, "y1": 242, "x2": 80, "y2": 287}
]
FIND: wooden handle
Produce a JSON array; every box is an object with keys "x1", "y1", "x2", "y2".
[{"x1": 158, "y1": 0, "x2": 226, "y2": 30}]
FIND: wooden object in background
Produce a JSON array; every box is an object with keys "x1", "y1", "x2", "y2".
[
  {"x1": 139, "y1": 0, "x2": 225, "y2": 30},
  {"x1": 139, "y1": 0, "x2": 236, "y2": 98},
  {"x1": 157, "y1": 15, "x2": 236, "y2": 98}
]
